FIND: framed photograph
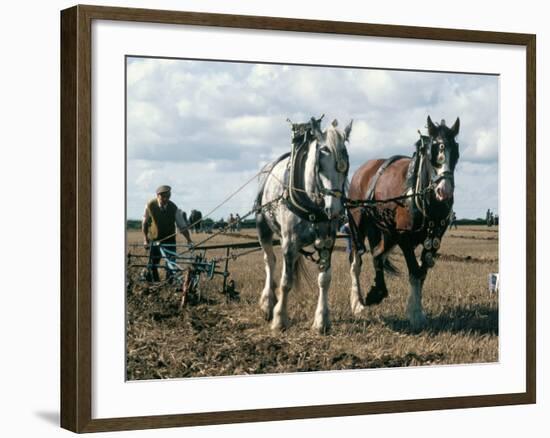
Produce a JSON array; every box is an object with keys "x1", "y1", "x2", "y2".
[{"x1": 60, "y1": 4, "x2": 536, "y2": 433}]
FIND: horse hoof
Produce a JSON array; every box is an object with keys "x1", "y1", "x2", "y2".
[
  {"x1": 271, "y1": 314, "x2": 289, "y2": 332},
  {"x1": 259, "y1": 294, "x2": 275, "y2": 321},
  {"x1": 365, "y1": 286, "x2": 388, "y2": 306},
  {"x1": 351, "y1": 302, "x2": 365, "y2": 316},
  {"x1": 271, "y1": 321, "x2": 288, "y2": 332},
  {"x1": 262, "y1": 308, "x2": 273, "y2": 321},
  {"x1": 408, "y1": 312, "x2": 427, "y2": 330},
  {"x1": 312, "y1": 320, "x2": 331, "y2": 335}
]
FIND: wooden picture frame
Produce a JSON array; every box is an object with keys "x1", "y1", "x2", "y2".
[{"x1": 60, "y1": 4, "x2": 536, "y2": 433}]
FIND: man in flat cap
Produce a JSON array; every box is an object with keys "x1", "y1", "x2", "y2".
[{"x1": 142, "y1": 185, "x2": 193, "y2": 282}]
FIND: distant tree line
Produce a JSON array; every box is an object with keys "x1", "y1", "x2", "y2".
[
  {"x1": 126, "y1": 217, "x2": 257, "y2": 230},
  {"x1": 454, "y1": 218, "x2": 496, "y2": 226}
]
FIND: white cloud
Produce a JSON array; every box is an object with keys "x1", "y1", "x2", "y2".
[
  {"x1": 126, "y1": 57, "x2": 499, "y2": 219},
  {"x1": 223, "y1": 115, "x2": 282, "y2": 146},
  {"x1": 464, "y1": 128, "x2": 498, "y2": 161},
  {"x1": 356, "y1": 70, "x2": 396, "y2": 107},
  {"x1": 248, "y1": 64, "x2": 281, "y2": 88}
]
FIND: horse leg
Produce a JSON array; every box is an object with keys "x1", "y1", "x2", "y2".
[
  {"x1": 259, "y1": 243, "x2": 277, "y2": 321},
  {"x1": 365, "y1": 225, "x2": 390, "y2": 305},
  {"x1": 272, "y1": 240, "x2": 296, "y2": 331},
  {"x1": 349, "y1": 249, "x2": 365, "y2": 315},
  {"x1": 365, "y1": 253, "x2": 389, "y2": 305},
  {"x1": 399, "y1": 241, "x2": 428, "y2": 329},
  {"x1": 257, "y1": 216, "x2": 277, "y2": 321},
  {"x1": 313, "y1": 265, "x2": 332, "y2": 334}
]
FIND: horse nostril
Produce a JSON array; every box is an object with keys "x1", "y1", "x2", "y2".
[{"x1": 436, "y1": 184, "x2": 452, "y2": 200}]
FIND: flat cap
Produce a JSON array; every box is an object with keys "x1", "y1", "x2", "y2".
[{"x1": 156, "y1": 185, "x2": 172, "y2": 195}]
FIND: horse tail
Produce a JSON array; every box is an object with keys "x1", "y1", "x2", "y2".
[
  {"x1": 293, "y1": 254, "x2": 309, "y2": 290},
  {"x1": 382, "y1": 255, "x2": 400, "y2": 276}
]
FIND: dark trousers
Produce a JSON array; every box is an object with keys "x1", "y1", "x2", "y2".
[{"x1": 148, "y1": 240, "x2": 176, "y2": 282}]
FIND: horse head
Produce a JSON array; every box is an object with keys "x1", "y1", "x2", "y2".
[
  {"x1": 426, "y1": 116, "x2": 460, "y2": 202},
  {"x1": 310, "y1": 118, "x2": 352, "y2": 220}
]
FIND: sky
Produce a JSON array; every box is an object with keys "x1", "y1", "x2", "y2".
[{"x1": 126, "y1": 57, "x2": 499, "y2": 221}]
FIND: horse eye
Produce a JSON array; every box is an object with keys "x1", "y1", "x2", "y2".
[{"x1": 320, "y1": 146, "x2": 331, "y2": 154}]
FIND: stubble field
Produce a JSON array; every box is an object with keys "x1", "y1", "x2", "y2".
[{"x1": 126, "y1": 226, "x2": 498, "y2": 380}]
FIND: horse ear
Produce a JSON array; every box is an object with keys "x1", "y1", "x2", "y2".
[
  {"x1": 310, "y1": 117, "x2": 323, "y2": 141},
  {"x1": 450, "y1": 117, "x2": 460, "y2": 137},
  {"x1": 427, "y1": 116, "x2": 437, "y2": 137},
  {"x1": 331, "y1": 119, "x2": 338, "y2": 127},
  {"x1": 344, "y1": 120, "x2": 353, "y2": 142}
]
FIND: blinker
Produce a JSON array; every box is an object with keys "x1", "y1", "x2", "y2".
[{"x1": 337, "y1": 160, "x2": 348, "y2": 173}]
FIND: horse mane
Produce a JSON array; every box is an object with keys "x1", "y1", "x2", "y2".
[
  {"x1": 254, "y1": 152, "x2": 291, "y2": 210},
  {"x1": 414, "y1": 135, "x2": 431, "y2": 149},
  {"x1": 326, "y1": 124, "x2": 344, "y2": 146},
  {"x1": 290, "y1": 120, "x2": 316, "y2": 147}
]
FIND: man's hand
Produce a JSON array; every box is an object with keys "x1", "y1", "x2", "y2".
[{"x1": 182, "y1": 229, "x2": 193, "y2": 246}]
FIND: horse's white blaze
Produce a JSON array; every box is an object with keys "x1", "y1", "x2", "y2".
[
  {"x1": 434, "y1": 140, "x2": 454, "y2": 201},
  {"x1": 407, "y1": 276, "x2": 427, "y2": 329},
  {"x1": 319, "y1": 171, "x2": 344, "y2": 219},
  {"x1": 350, "y1": 251, "x2": 365, "y2": 315}
]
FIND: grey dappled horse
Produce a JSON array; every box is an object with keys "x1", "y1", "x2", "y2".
[{"x1": 255, "y1": 117, "x2": 352, "y2": 334}]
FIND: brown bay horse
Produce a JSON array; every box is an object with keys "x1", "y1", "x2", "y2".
[{"x1": 347, "y1": 116, "x2": 460, "y2": 329}]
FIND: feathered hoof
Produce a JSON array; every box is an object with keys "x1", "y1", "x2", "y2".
[
  {"x1": 408, "y1": 311, "x2": 428, "y2": 331},
  {"x1": 262, "y1": 307, "x2": 273, "y2": 322},
  {"x1": 259, "y1": 293, "x2": 275, "y2": 321},
  {"x1": 271, "y1": 313, "x2": 289, "y2": 332},
  {"x1": 312, "y1": 318, "x2": 331, "y2": 335},
  {"x1": 351, "y1": 301, "x2": 365, "y2": 316},
  {"x1": 365, "y1": 285, "x2": 388, "y2": 306}
]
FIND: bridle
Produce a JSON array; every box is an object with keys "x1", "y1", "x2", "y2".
[
  {"x1": 286, "y1": 117, "x2": 349, "y2": 223},
  {"x1": 315, "y1": 141, "x2": 349, "y2": 201},
  {"x1": 431, "y1": 170, "x2": 454, "y2": 187},
  {"x1": 417, "y1": 134, "x2": 457, "y2": 193},
  {"x1": 412, "y1": 134, "x2": 456, "y2": 223},
  {"x1": 284, "y1": 117, "x2": 350, "y2": 270}
]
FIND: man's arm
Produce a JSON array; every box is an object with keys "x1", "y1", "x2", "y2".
[
  {"x1": 176, "y1": 209, "x2": 193, "y2": 244},
  {"x1": 142, "y1": 205, "x2": 151, "y2": 246}
]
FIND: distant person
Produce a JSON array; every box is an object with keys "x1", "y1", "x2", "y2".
[
  {"x1": 486, "y1": 208, "x2": 493, "y2": 227},
  {"x1": 228, "y1": 213, "x2": 235, "y2": 232},
  {"x1": 142, "y1": 185, "x2": 193, "y2": 282},
  {"x1": 449, "y1": 211, "x2": 458, "y2": 229},
  {"x1": 235, "y1": 213, "x2": 241, "y2": 232}
]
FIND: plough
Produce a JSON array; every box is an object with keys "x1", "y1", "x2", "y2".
[
  {"x1": 127, "y1": 238, "x2": 280, "y2": 308},
  {"x1": 126, "y1": 234, "x2": 350, "y2": 309}
]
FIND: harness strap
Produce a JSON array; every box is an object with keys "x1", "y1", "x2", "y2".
[
  {"x1": 365, "y1": 155, "x2": 409, "y2": 201},
  {"x1": 254, "y1": 152, "x2": 290, "y2": 212},
  {"x1": 285, "y1": 123, "x2": 332, "y2": 223}
]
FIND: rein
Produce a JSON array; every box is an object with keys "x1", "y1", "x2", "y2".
[
  {"x1": 282, "y1": 116, "x2": 350, "y2": 270},
  {"x1": 343, "y1": 131, "x2": 453, "y2": 235}
]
